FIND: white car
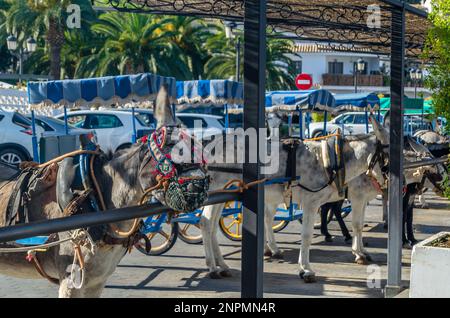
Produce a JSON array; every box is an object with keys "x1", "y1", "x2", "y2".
[
  {"x1": 0, "y1": 109, "x2": 44, "y2": 165},
  {"x1": 129, "y1": 109, "x2": 225, "y2": 140},
  {"x1": 308, "y1": 112, "x2": 384, "y2": 137},
  {"x1": 56, "y1": 110, "x2": 151, "y2": 153},
  {"x1": 56, "y1": 110, "x2": 225, "y2": 153}
]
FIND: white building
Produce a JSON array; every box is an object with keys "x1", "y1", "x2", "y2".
[{"x1": 289, "y1": 43, "x2": 431, "y2": 98}]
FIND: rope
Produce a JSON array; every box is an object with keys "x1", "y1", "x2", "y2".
[
  {"x1": 209, "y1": 178, "x2": 267, "y2": 194},
  {"x1": 37, "y1": 149, "x2": 101, "y2": 169},
  {"x1": 303, "y1": 132, "x2": 341, "y2": 142}
]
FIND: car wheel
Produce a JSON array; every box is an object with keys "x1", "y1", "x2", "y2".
[
  {"x1": 0, "y1": 148, "x2": 27, "y2": 166},
  {"x1": 312, "y1": 131, "x2": 324, "y2": 138}
]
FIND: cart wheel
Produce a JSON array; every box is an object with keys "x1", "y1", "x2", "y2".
[
  {"x1": 178, "y1": 223, "x2": 203, "y2": 244},
  {"x1": 273, "y1": 220, "x2": 289, "y2": 232},
  {"x1": 135, "y1": 216, "x2": 179, "y2": 256},
  {"x1": 219, "y1": 212, "x2": 243, "y2": 241}
]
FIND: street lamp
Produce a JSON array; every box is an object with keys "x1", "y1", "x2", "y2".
[
  {"x1": 410, "y1": 68, "x2": 423, "y2": 98},
  {"x1": 6, "y1": 35, "x2": 37, "y2": 82},
  {"x1": 224, "y1": 21, "x2": 241, "y2": 82},
  {"x1": 354, "y1": 58, "x2": 365, "y2": 93}
]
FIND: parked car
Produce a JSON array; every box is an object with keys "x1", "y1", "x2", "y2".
[
  {"x1": 0, "y1": 109, "x2": 44, "y2": 165},
  {"x1": 126, "y1": 109, "x2": 225, "y2": 140},
  {"x1": 25, "y1": 115, "x2": 92, "y2": 137},
  {"x1": 56, "y1": 110, "x2": 148, "y2": 153},
  {"x1": 308, "y1": 112, "x2": 384, "y2": 137}
]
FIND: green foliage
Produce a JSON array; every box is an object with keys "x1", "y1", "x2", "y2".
[
  {"x1": 424, "y1": 0, "x2": 450, "y2": 122},
  {"x1": 0, "y1": 1, "x2": 299, "y2": 87}
]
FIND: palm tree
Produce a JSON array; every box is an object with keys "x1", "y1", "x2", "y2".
[
  {"x1": 205, "y1": 27, "x2": 298, "y2": 90},
  {"x1": 162, "y1": 16, "x2": 215, "y2": 79},
  {"x1": 79, "y1": 12, "x2": 192, "y2": 78},
  {"x1": 5, "y1": 0, "x2": 93, "y2": 80}
]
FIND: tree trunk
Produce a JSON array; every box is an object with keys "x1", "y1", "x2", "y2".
[{"x1": 47, "y1": 17, "x2": 65, "y2": 80}]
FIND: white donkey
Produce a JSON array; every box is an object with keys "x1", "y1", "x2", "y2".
[{"x1": 199, "y1": 114, "x2": 390, "y2": 280}]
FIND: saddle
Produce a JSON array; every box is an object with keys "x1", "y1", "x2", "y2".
[
  {"x1": 5, "y1": 168, "x2": 34, "y2": 226},
  {"x1": 56, "y1": 140, "x2": 106, "y2": 242},
  {"x1": 282, "y1": 137, "x2": 301, "y2": 182},
  {"x1": 321, "y1": 130, "x2": 346, "y2": 196}
]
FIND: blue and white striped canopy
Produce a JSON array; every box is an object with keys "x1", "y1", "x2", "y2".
[
  {"x1": 265, "y1": 90, "x2": 336, "y2": 113},
  {"x1": 334, "y1": 93, "x2": 380, "y2": 111},
  {"x1": 27, "y1": 73, "x2": 177, "y2": 108},
  {"x1": 176, "y1": 80, "x2": 243, "y2": 108}
]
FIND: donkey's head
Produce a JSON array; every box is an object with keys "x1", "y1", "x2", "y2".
[
  {"x1": 136, "y1": 85, "x2": 209, "y2": 212},
  {"x1": 369, "y1": 114, "x2": 389, "y2": 146}
]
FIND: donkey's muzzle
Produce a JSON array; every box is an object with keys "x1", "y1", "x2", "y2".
[{"x1": 164, "y1": 176, "x2": 210, "y2": 212}]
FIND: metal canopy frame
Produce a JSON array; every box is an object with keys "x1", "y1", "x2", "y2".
[
  {"x1": 93, "y1": 0, "x2": 428, "y2": 57},
  {"x1": 91, "y1": 0, "x2": 429, "y2": 298}
]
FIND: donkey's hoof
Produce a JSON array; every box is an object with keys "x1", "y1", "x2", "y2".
[
  {"x1": 356, "y1": 256, "x2": 370, "y2": 265},
  {"x1": 220, "y1": 269, "x2": 233, "y2": 278},
  {"x1": 264, "y1": 250, "x2": 273, "y2": 257},
  {"x1": 299, "y1": 271, "x2": 316, "y2": 283},
  {"x1": 208, "y1": 271, "x2": 223, "y2": 279},
  {"x1": 271, "y1": 251, "x2": 284, "y2": 260}
]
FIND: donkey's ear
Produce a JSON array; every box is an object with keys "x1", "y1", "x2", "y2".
[
  {"x1": 369, "y1": 114, "x2": 389, "y2": 145},
  {"x1": 154, "y1": 84, "x2": 176, "y2": 129}
]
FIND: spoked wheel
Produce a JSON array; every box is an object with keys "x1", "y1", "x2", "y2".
[
  {"x1": 219, "y1": 212, "x2": 243, "y2": 241},
  {"x1": 135, "y1": 216, "x2": 179, "y2": 256},
  {"x1": 178, "y1": 223, "x2": 203, "y2": 244},
  {"x1": 273, "y1": 203, "x2": 290, "y2": 233}
]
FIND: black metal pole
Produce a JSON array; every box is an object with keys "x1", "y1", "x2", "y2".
[
  {"x1": 242, "y1": 0, "x2": 266, "y2": 298},
  {"x1": 0, "y1": 192, "x2": 239, "y2": 244},
  {"x1": 385, "y1": 3, "x2": 405, "y2": 298},
  {"x1": 236, "y1": 37, "x2": 241, "y2": 82}
]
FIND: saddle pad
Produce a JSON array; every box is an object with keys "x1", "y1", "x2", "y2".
[
  {"x1": 15, "y1": 236, "x2": 49, "y2": 246},
  {"x1": 322, "y1": 133, "x2": 346, "y2": 196}
]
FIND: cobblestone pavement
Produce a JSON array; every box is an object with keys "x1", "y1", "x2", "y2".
[{"x1": 0, "y1": 193, "x2": 449, "y2": 298}]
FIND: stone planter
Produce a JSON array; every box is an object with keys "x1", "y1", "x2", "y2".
[{"x1": 410, "y1": 232, "x2": 450, "y2": 298}]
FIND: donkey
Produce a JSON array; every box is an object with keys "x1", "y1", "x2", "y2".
[
  {"x1": 0, "y1": 86, "x2": 209, "y2": 297},
  {"x1": 263, "y1": 113, "x2": 390, "y2": 282},
  {"x1": 199, "y1": 114, "x2": 389, "y2": 280}
]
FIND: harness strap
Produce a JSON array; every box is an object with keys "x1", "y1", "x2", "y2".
[
  {"x1": 5, "y1": 169, "x2": 33, "y2": 226},
  {"x1": 26, "y1": 251, "x2": 59, "y2": 285}
]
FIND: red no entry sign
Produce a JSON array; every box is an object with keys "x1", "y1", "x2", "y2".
[{"x1": 295, "y1": 73, "x2": 313, "y2": 90}]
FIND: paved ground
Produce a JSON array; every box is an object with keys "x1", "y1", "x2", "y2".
[{"x1": 0, "y1": 192, "x2": 449, "y2": 298}]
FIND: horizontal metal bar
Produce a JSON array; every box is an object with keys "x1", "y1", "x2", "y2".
[
  {"x1": 0, "y1": 192, "x2": 240, "y2": 244},
  {"x1": 404, "y1": 156, "x2": 449, "y2": 169}
]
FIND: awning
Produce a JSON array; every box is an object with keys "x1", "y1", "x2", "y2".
[
  {"x1": 380, "y1": 97, "x2": 434, "y2": 115},
  {"x1": 264, "y1": 89, "x2": 336, "y2": 113},
  {"x1": 334, "y1": 93, "x2": 381, "y2": 111},
  {"x1": 176, "y1": 80, "x2": 243, "y2": 109},
  {"x1": 27, "y1": 73, "x2": 177, "y2": 108}
]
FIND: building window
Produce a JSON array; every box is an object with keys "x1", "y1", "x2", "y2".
[{"x1": 328, "y1": 61, "x2": 344, "y2": 74}]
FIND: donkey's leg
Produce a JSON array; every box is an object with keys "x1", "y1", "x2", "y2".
[
  {"x1": 351, "y1": 197, "x2": 371, "y2": 265},
  {"x1": 298, "y1": 199, "x2": 320, "y2": 283},
  {"x1": 58, "y1": 278, "x2": 85, "y2": 298},
  {"x1": 264, "y1": 201, "x2": 282, "y2": 258},
  {"x1": 199, "y1": 204, "x2": 223, "y2": 279},
  {"x1": 417, "y1": 193, "x2": 429, "y2": 209},
  {"x1": 210, "y1": 208, "x2": 232, "y2": 278}
]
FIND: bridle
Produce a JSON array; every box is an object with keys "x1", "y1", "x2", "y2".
[{"x1": 366, "y1": 140, "x2": 390, "y2": 193}]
